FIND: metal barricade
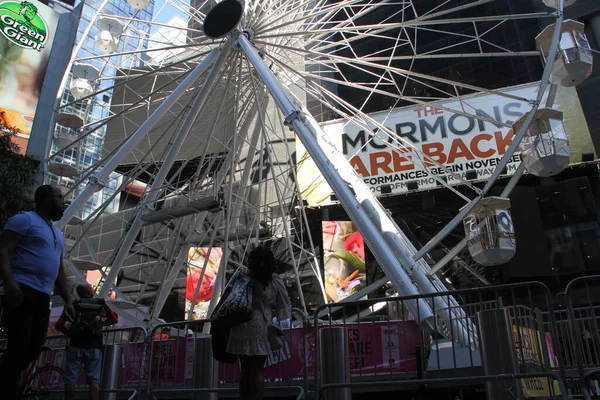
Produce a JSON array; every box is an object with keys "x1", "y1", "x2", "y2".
[
  {"x1": 565, "y1": 275, "x2": 600, "y2": 400},
  {"x1": 145, "y1": 308, "x2": 309, "y2": 399},
  {"x1": 101, "y1": 326, "x2": 149, "y2": 398},
  {"x1": 37, "y1": 327, "x2": 148, "y2": 399},
  {"x1": 313, "y1": 281, "x2": 567, "y2": 400},
  {"x1": 40, "y1": 388, "x2": 138, "y2": 400}
]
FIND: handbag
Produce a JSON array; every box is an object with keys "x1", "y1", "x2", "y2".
[
  {"x1": 209, "y1": 274, "x2": 254, "y2": 364},
  {"x1": 212, "y1": 275, "x2": 254, "y2": 329},
  {"x1": 210, "y1": 320, "x2": 238, "y2": 364},
  {"x1": 260, "y1": 303, "x2": 285, "y2": 351},
  {"x1": 267, "y1": 323, "x2": 285, "y2": 351}
]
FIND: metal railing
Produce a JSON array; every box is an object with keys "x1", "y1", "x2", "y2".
[
  {"x1": 16, "y1": 277, "x2": 600, "y2": 398},
  {"x1": 36, "y1": 326, "x2": 148, "y2": 396},
  {"x1": 34, "y1": 388, "x2": 137, "y2": 400},
  {"x1": 313, "y1": 281, "x2": 566, "y2": 399},
  {"x1": 318, "y1": 372, "x2": 568, "y2": 399},
  {"x1": 144, "y1": 308, "x2": 310, "y2": 399},
  {"x1": 565, "y1": 275, "x2": 600, "y2": 400}
]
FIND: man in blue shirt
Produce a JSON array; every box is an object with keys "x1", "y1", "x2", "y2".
[{"x1": 0, "y1": 185, "x2": 75, "y2": 400}]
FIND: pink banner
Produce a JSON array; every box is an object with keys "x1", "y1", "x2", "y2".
[
  {"x1": 44, "y1": 321, "x2": 421, "y2": 386},
  {"x1": 219, "y1": 320, "x2": 421, "y2": 382}
]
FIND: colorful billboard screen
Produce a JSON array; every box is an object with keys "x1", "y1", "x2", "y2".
[
  {"x1": 322, "y1": 221, "x2": 366, "y2": 302},
  {"x1": 86, "y1": 268, "x2": 117, "y2": 300},
  {"x1": 186, "y1": 247, "x2": 221, "y2": 320},
  {"x1": 0, "y1": 0, "x2": 58, "y2": 154}
]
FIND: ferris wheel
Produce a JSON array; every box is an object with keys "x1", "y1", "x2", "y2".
[{"x1": 46, "y1": 0, "x2": 592, "y2": 341}]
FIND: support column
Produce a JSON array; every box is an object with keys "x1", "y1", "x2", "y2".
[
  {"x1": 101, "y1": 344, "x2": 121, "y2": 400},
  {"x1": 237, "y1": 34, "x2": 437, "y2": 329},
  {"x1": 318, "y1": 327, "x2": 351, "y2": 400},
  {"x1": 192, "y1": 336, "x2": 218, "y2": 400},
  {"x1": 477, "y1": 309, "x2": 523, "y2": 400},
  {"x1": 27, "y1": 5, "x2": 82, "y2": 189}
]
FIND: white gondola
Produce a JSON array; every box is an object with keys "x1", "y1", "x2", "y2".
[
  {"x1": 536, "y1": 19, "x2": 593, "y2": 87},
  {"x1": 95, "y1": 17, "x2": 124, "y2": 53},
  {"x1": 48, "y1": 162, "x2": 78, "y2": 178},
  {"x1": 463, "y1": 197, "x2": 515, "y2": 266},
  {"x1": 513, "y1": 108, "x2": 569, "y2": 177},
  {"x1": 126, "y1": 0, "x2": 150, "y2": 10},
  {"x1": 542, "y1": 0, "x2": 577, "y2": 9},
  {"x1": 54, "y1": 131, "x2": 77, "y2": 148},
  {"x1": 70, "y1": 78, "x2": 94, "y2": 100},
  {"x1": 70, "y1": 63, "x2": 100, "y2": 100},
  {"x1": 55, "y1": 112, "x2": 84, "y2": 129}
]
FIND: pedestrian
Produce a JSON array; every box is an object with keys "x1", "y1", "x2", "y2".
[
  {"x1": 153, "y1": 327, "x2": 170, "y2": 341},
  {"x1": 0, "y1": 184, "x2": 75, "y2": 400},
  {"x1": 226, "y1": 245, "x2": 292, "y2": 400},
  {"x1": 56, "y1": 283, "x2": 118, "y2": 400}
]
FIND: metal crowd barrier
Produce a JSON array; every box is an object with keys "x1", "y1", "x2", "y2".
[
  {"x1": 318, "y1": 372, "x2": 568, "y2": 400},
  {"x1": 145, "y1": 308, "x2": 309, "y2": 399},
  {"x1": 313, "y1": 281, "x2": 566, "y2": 400},
  {"x1": 34, "y1": 388, "x2": 137, "y2": 400},
  {"x1": 14, "y1": 278, "x2": 600, "y2": 399},
  {"x1": 36, "y1": 326, "x2": 148, "y2": 399},
  {"x1": 565, "y1": 275, "x2": 600, "y2": 400}
]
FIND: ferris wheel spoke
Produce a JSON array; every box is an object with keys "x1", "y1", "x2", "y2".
[
  {"x1": 50, "y1": 70, "x2": 198, "y2": 161},
  {"x1": 260, "y1": 40, "x2": 537, "y2": 106},
  {"x1": 52, "y1": 0, "x2": 575, "y2": 327},
  {"x1": 253, "y1": 0, "x2": 363, "y2": 37}
]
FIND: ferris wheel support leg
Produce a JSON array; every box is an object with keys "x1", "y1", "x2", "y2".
[
  {"x1": 237, "y1": 34, "x2": 435, "y2": 327},
  {"x1": 55, "y1": 47, "x2": 223, "y2": 231},
  {"x1": 96, "y1": 41, "x2": 233, "y2": 298}
]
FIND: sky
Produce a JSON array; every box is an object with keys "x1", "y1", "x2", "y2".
[{"x1": 151, "y1": 0, "x2": 191, "y2": 27}]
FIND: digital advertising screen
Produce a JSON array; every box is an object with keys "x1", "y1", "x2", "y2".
[
  {"x1": 322, "y1": 221, "x2": 366, "y2": 302},
  {"x1": 0, "y1": 0, "x2": 59, "y2": 154},
  {"x1": 185, "y1": 247, "x2": 222, "y2": 320}
]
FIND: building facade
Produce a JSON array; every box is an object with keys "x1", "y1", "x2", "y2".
[{"x1": 48, "y1": 0, "x2": 155, "y2": 218}]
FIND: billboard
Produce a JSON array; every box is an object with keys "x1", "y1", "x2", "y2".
[
  {"x1": 298, "y1": 83, "x2": 594, "y2": 205},
  {"x1": 322, "y1": 221, "x2": 366, "y2": 302},
  {"x1": 185, "y1": 247, "x2": 221, "y2": 320},
  {"x1": 0, "y1": 0, "x2": 58, "y2": 154},
  {"x1": 86, "y1": 268, "x2": 117, "y2": 300}
]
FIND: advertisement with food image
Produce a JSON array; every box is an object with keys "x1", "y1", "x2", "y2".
[
  {"x1": 0, "y1": 0, "x2": 58, "y2": 154},
  {"x1": 185, "y1": 247, "x2": 221, "y2": 320},
  {"x1": 322, "y1": 221, "x2": 366, "y2": 302}
]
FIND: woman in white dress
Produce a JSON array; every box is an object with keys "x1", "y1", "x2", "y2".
[{"x1": 226, "y1": 246, "x2": 292, "y2": 400}]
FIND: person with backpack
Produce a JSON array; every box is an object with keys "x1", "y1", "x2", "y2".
[{"x1": 56, "y1": 283, "x2": 118, "y2": 400}]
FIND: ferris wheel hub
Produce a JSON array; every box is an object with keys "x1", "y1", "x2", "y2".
[{"x1": 203, "y1": 0, "x2": 244, "y2": 39}]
